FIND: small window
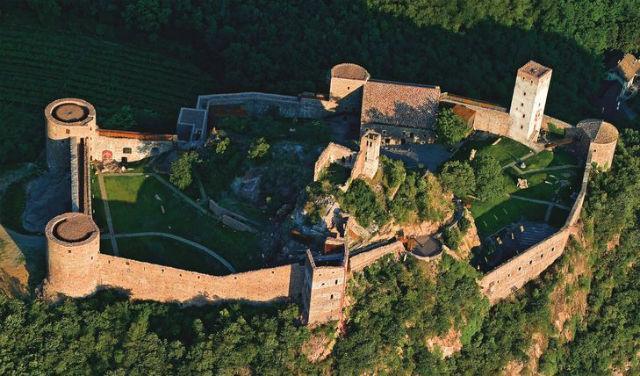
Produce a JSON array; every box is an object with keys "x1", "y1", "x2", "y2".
[
  {"x1": 335, "y1": 279, "x2": 339, "y2": 285},
  {"x1": 522, "y1": 114, "x2": 525, "y2": 118},
  {"x1": 529, "y1": 260, "x2": 533, "y2": 265},
  {"x1": 122, "y1": 147, "x2": 132, "y2": 154},
  {"x1": 66, "y1": 129, "x2": 70, "y2": 134},
  {"x1": 518, "y1": 267, "x2": 522, "y2": 271},
  {"x1": 330, "y1": 294, "x2": 334, "y2": 300}
]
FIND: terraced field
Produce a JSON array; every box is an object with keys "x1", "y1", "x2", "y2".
[{"x1": 0, "y1": 25, "x2": 215, "y2": 131}]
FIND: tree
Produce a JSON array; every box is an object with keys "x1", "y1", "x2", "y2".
[
  {"x1": 104, "y1": 105, "x2": 137, "y2": 130},
  {"x1": 248, "y1": 137, "x2": 270, "y2": 160},
  {"x1": 340, "y1": 179, "x2": 388, "y2": 227},
  {"x1": 440, "y1": 160, "x2": 476, "y2": 197},
  {"x1": 169, "y1": 151, "x2": 200, "y2": 190},
  {"x1": 443, "y1": 226, "x2": 463, "y2": 249},
  {"x1": 473, "y1": 155, "x2": 505, "y2": 201},
  {"x1": 436, "y1": 108, "x2": 471, "y2": 146},
  {"x1": 123, "y1": 0, "x2": 172, "y2": 38}
]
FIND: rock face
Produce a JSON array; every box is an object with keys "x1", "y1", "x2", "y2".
[{"x1": 22, "y1": 171, "x2": 71, "y2": 233}]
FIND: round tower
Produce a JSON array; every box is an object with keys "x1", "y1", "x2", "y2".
[
  {"x1": 576, "y1": 119, "x2": 618, "y2": 170},
  {"x1": 329, "y1": 63, "x2": 370, "y2": 112},
  {"x1": 44, "y1": 212, "x2": 100, "y2": 299},
  {"x1": 44, "y1": 98, "x2": 97, "y2": 171}
]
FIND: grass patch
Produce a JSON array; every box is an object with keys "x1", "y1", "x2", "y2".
[
  {"x1": 453, "y1": 134, "x2": 532, "y2": 167},
  {"x1": 471, "y1": 197, "x2": 548, "y2": 238},
  {"x1": 513, "y1": 169, "x2": 581, "y2": 205},
  {"x1": 102, "y1": 174, "x2": 262, "y2": 272},
  {"x1": 114, "y1": 237, "x2": 230, "y2": 275},
  {"x1": 548, "y1": 207, "x2": 570, "y2": 228}
]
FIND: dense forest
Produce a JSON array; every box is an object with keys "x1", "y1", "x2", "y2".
[{"x1": 1, "y1": 0, "x2": 640, "y2": 373}]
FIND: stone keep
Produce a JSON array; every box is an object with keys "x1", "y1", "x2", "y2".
[{"x1": 508, "y1": 61, "x2": 552, "y2": 143}]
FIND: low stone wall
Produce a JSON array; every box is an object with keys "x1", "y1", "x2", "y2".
[
  {"x1": 349, "y1": 241, "x2": 405, "y2": 272},
  {"x1": 98, "y1": 254, "x2": 304, "y2": 304},
  {"x1": 208, "y1": 199, "x2": 257, "y2": 233},
  {"x1": 195, "y1": 92, "x2": 337, "y2": 119}
]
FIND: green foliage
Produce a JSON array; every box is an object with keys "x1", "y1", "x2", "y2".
[
  {"x1": 104, "y1": 105, "x2": 137, "y2": 130},
  {"x1": 123, "y1": 0, "x2": 172, "y2": 39},
  {"x1": 436, "y1": 108, "x2": 471, "y2": 146},
  {"x1": 458, "y1": 215, "x2": 471, "y2": 233},
  {"x1": 389, "y1": 172, "x2": 450, "y2": 224},
  {"x1": 381, "y1": 155, "x2": 406, "y2": 192},
  {"x1": 340, "y1": 179, "x2": 388, "y2": 227},
  {"x1": 443, "y1": 226, "x2": 463, "y2": 250},
  {"x1": 333, "y1": 255, "x2": 487, "y2": 374},
  {"x1": 198, "y1": 138, "x2": 244, "y2": 197},
  {"x1": 0, "y1": 104, "x2": 41, "y2": 166},
  {"x1": 584, "y1": 129, "x2": 640, "y2": 246},
  {"x1": 169, "y1": 151, "x2": 200, "y2": 190},
  {"x1": 473, "y1": 155, "x2": 505, "y2": 201},
  {"x1": 440, "y1": 160, "x2": 476, "y2": 198},
  {"x1": 0, "y1": 292, "x2": 321, "y2": 374},
  {"x1": 247, "y1": 137, "x2": 270, "y2": 161}
]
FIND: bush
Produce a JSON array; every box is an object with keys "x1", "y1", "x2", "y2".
[
  {"x1": 248, "y1": 137, "x2": 270, "y2": 161},
  {"x1": 340, "y1": 179, "x2": 388, "y2": 227},
  {"x1": 443, "y1": 226, "x2": 463, "y2": 249},
  {"x1": 169, "y1": 151, "x2": 200, "y2": 190},
  {"x1": 458, "y1": 215, "x2": 471, "y2": 233},
  {"x1": 473, "y1": 155, "x2": 505, "y2": 201}
]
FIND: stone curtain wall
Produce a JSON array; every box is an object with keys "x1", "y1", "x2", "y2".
[
  {"x1": 479, "y1": 230, "x2": 570, "y2": 303},
  {"x1": 349, "y1": 241, "x2": 405, "y2": 272},
  {"x1": 479, "y1": 153, "x2": 593, "y2": 303},
  {"x1": 194, "y1": 92, "x2": 337, "y2": 119},
  {"x1": 97, "y1": 255, "x2": 304, "y2": 304}
]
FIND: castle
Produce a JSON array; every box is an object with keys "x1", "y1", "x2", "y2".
[{"x1": 42, "y1": 61, "x2": 617, "y2": 325}]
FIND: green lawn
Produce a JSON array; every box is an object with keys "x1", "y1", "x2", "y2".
[
  {"x1": 454, "y1": 134, "x2": 532, "y2": 167},
  {"x1": 520, "y1": 148, "x2": 578, "y2": 172},
  {"x1": 106, "y1": 237, "x2": 230, "y2": 276},
  {"x1": 471, "y1": 196, "x2": 548, "y2": 238},
  {"x1": 511, "y1": 170, "x2": 580, "y2": 206},
  {"x1": 100, "y1": 174, "x2": 262, "y2": 272}
]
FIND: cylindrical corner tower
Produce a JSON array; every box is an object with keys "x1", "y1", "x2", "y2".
[
  {"x1": 576, "y1": 119, "x2": 618, "y2": 171},
  {"x1": 44, "y1": 212, "x2": 100, "y2": 299},
  {"x1": 45, "y1": 98, "x2": 97, "y2": 171}
]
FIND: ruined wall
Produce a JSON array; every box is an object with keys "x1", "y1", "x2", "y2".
[
  {"x1": 479, "y1": 229, "x2": 570, "y2": 303},
  {"x1": 98, "y1": 255, "x2": 304, "y2": 304},
  {"x1": 313, "y1": 143, "x2": 354, "y2": 181},
  {"x1": 91, "y1": 134, "x2": 174, "y2": 163},
  {"x1": 195, "y1": 93, "x2": 337, "y2": 119},
  {"x1": 350, "y1": 131, "x2": 381, "y2": 181},
  {"x1": 349, "y1": 241, "x2": 405, "y2": 272}
]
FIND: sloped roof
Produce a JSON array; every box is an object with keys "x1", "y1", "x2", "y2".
[
  {"x1": 330, "y1": 63, "x2": 370, "y2": 81},
  {"x1": 361, "y1": 79, "x2": 441, "y2": 129},
  {"x1": 577, "y1": 119, "x2": 619, "y2": 144},
  {"x1": 616, "y1": 53, "x2": 640, "y2": 82}
]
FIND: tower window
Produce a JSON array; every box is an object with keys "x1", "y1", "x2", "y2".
[
  {"x1": 123, "y1": 147, "x2": 132, "y2": 154},
  {"x1": 522, "y1": 114, "x2": 525, "y2": 118}
]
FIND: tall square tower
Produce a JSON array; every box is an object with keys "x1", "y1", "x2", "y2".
[{"x1": 508, "y1": 61, "x2": 552, "y2": 143}]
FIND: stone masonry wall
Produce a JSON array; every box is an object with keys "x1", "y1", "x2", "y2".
[
  {"x1": 97, "y1": 254, "x2": 304, "y2": 304},
  {"x1": 349, "y1": 241, "x2": 405, "y2": 272},
  {"x1": 91, "y1": 135, "x2": 174, "y2": 163},
  {"x1": 479, "y1": 229, "x2": 570, "y2": 303},
  {"x1": 195, "y1": 93, "x2": 336, "y2": 119}
]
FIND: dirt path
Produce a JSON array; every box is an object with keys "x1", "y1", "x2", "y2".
[
  {"x1": 105, "y1": 232, "x2": 236, "y2": 273},
  {"x1": 509, "y1": 195, "x2": 570, "y2": 210},
  {"x1": 97, "y1": 173, "x2": 119, "y2": 256}
]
